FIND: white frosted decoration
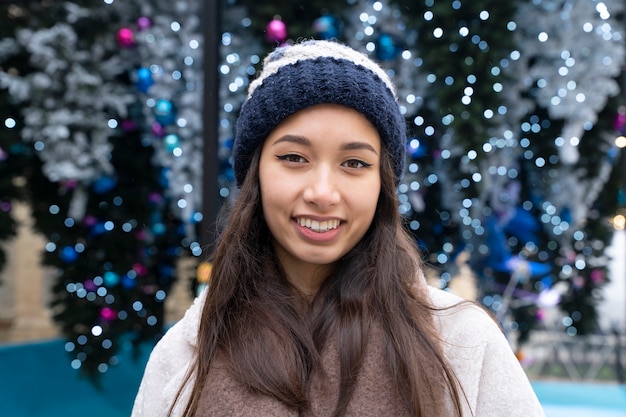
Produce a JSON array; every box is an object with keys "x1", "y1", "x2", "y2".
[
  {"x1": 124, "y1": 1, "x2": 209, "y2": 230},
  {"x1": 556, "y1": 172, "x2": 585, "y2": 224},
  {"x1": 580, "y1": 131, "x2": 616, "y2": 213},
  {"x1": 67, "y1": 184, "x2": 88, "y2": 221},
  {"x1": 0, "y1": 38, "x2": 19, "y2": 59},
  {"x1": 558, "y1": 122, "x2": 583, "y2": 165},
  {"x1": 216, "y1": 3, "x2": 263, "y2": 166},
  {"x1": 489, "y1": 180, "x2": 521, "y2": 222},
  {"x1": 508, "y1": 0, "x2": 625, "y2": 230},
  {"x1": 5, "y1": 6, "x2": 134, "y2": 184},
  {"x1": 408, "y1": 190, "x2": 425, "y2": 213},
  {"x1": 469, "y1": 124, "x2": 523, "y2": 225},
  {"x1": 346, "y1": 0, "x2": 427, "y2": 117},
  {"x1": 0, "y1": 72, "x2": 31, "y2": 101},
  {"x1": 514, "y1": 0, "x2": 624, "y2": 129}
]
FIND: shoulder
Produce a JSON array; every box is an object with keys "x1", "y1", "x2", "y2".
[
  {"x1": 426, "y1": 285, "x2": 496, "y2": 331},
  {"x1": 425, "y1": 286, "x2": 545, "y2": 416},
  {"x1": 154, "y1": 286, "x2": 207, "y2": 358},
  {"x1": 131, "y1": 288, "x2": 208, "y2": 417},
  {"x1": 425, "y1": 285, "x2": 506, "y2": 359}
]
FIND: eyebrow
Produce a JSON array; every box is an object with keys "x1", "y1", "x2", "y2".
[{"x1": 271, "y1": 134, "x2": 379, "y2": 154}]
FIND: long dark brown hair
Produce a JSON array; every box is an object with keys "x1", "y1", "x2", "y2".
[{"x1": 171, "y1": 145, "x2": 467, "y2": 416}]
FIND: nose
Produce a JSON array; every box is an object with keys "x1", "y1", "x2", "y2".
[{"x1": 303, "y1": 165, "x2": 340, "y2": 209}]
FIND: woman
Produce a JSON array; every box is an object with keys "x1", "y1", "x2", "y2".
[{"x1": 132, "y1": 40, "x2": 545, "y2": 417}]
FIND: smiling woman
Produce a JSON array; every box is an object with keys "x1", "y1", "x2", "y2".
[
  {"x1": 259, "y1": 104, "x2": 382, "y2": 297},
  {"x1": 131, "y1": 40, "x2": 545, "y2": 417}
]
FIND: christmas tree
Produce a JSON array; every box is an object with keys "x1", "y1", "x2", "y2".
[
  {"x1": 222, "y1": 0, "x2": 625, "y2": 347},
  {"x1": 0, "y1": 0, "x2": 198, "y2": 377},
  {"x1": 1, "y1": 0, "x2": 624, "y2": 376}
]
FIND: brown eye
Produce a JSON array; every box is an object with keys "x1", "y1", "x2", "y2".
[
  {"x1": 276, "y1": 154, "x2": 307, "y2": 163},
  {"x1": 343, "y1": 159, "x2": 371, "y2": 169}
]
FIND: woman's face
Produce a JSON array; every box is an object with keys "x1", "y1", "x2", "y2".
[{"x1": 259, "y1": 104, "x2": 381, "y2": 292}]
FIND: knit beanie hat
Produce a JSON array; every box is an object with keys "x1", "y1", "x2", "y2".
[{"x1": 233, "y1": 39, "x2": 406, "y2": 186}]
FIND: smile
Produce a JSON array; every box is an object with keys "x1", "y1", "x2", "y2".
[{"x1": 296, "y1": 218, "x2": 340, "y2": 232}]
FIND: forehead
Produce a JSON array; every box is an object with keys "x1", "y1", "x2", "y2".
[{"x1": 267, "y1": 104, "x2": 381, "y2": 145}]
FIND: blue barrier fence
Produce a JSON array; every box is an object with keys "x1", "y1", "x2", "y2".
[
  {"x1": 0, "y1": 339, "x2": 149, "y2": 417},
  {"x1": 2, "y1": 339, "x2": 626, "y2": 416}
]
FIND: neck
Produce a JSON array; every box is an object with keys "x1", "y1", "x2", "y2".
[{"x1": 287, "y1": 264, "x2": 332, "y2": 300}]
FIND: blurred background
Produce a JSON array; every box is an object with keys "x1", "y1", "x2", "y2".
[{"x1": 0, "y1": 0, "x2": 625, "y2": 416}]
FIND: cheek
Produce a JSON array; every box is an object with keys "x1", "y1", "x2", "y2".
[
  {"x1": 259, "y1": 175, "x2": 290, "y2": 229},
  {"x1": 260, "y1": 176, "x2": 285, "y2": 207},
  {"x1": 367, "y1": 190, "x2": 381, "y2": 221},
  {"x1": 352, "y1": 180, "x2": 380, "y2": 223}
]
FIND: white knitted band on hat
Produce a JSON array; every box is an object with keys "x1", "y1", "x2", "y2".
[{"x1": 247, "y1": 40, "x2": 398, "y2": 100}]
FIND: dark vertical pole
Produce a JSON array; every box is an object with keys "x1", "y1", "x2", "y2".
[
  {"x1": 201, "y1": 0, "x2": 221, "y2": 256},
  {"x1": 615, "y1": 139, "x2": 626, "y2": 384},
  {"x1": 620, "y1": 47, "x2": 626, "y2": 381},
  {"x1": 615, "y1": 26, "x2": 626, "y2": 376},
  {"x1": 619, "y1": 146, "x2": 626, "y2": 384}
]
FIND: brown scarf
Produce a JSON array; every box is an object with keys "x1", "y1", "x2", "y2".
[{"x1": 195, "y1": 323, "x2": 409, "y2": 417}]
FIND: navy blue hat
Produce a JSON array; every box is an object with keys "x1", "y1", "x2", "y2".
[{"x1": 233, "y1": 40, "x2": 406, "y2": 186}]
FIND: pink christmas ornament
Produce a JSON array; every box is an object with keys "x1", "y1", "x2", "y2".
[
  {"x1": 536, "y1": 308, "x2": 545, "y2": 321},
  {"x1": 84, "y1": 279, "x2": 97, "y2": 292},
  {"x1": 151, "y1": 122, "x2": 166, "y2": 137},
  {"x1": 137, "y1": 16, "x2": 152, "y2": 30},
  {"x1": 83, "y1": 215, "x2": 97, "y2": 226},
  {"x1": 590, "y1": 269, "x2": 604, "y2": 284},
  {"x1": 121, "y1": 119, "x2": 138, "y2": 132},
  {"x1": 100, "y1": 307, "x2": 117, "y2": 322},
  {"x1": 265, "y1": 19, "x2": 287, "y2": 43},
  {"x1": 116, "y1": 27, "x2": 135, "y2": 48},
  {"x1": 133, "y1": 262, "x2": 149, "y2": 276},
  {"x1": 149, "y1": 192, "x2": 164, "y2": 204},
  {"x1": 613, "y1": 112, "x2": 626, "y2": 132}
]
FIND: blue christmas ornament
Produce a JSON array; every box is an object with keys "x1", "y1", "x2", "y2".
[
  {"x1": 164, "y1": 134, "x2": 181, "y2": 153},
  {"x1": 135, "y1": 67, "x2": 154, "y2": 93},
  {"x1": 60, "y1": 245, "x2": 79, "y2": 263},
  {"x1": 121, "y1": 274, "x2": 136, "y2": 289},
  {"x1": 312, "y1": 15, "x2": 341, "y2": 40},
  {"x1": 484, "y1": 214, "x2": 511, "y2": 265},
  {"x1": 560, "y1": 207, "x2": 572, "y2": 224},
  {"x1": 167, "y1": 245, "x2": 182, "y2": 257},
  {"x1": 540, "y1": 276, "x2": 553, "y2": 289},
  {"x1": 154, "y1": 99, "x2": 177, "y2": 126},
  {"x1": 150, "y1": 211, "x2": 162, "y2": 224},
  {"x1": 526, "y1": 260, "x2": 551, "y2": 278},
  {"x1": 159, "y1": 264, "x2": 175, "y2": 278},
  {"x1": 92, "y1": 175, "x2": 117, "y2": 194},
  {"x1": 503, "y1": 206, "x2": 540, "y2": 244},
  {"x1": 221, "y1": 166, "x2": 235, "y2": 182},
  {"x1": 159, "y1": 168, "x2": 170, "y2": 188},
  {"x1": 619, "y1": 189, "x2": 626, "y2": 206},
  {"x1": 607, "y1": 147, "x2": 620, "y2": 164},
  {"x1": 190, "y1": 211, "x2": 203, "y2": 224},
  {"x1": 152, "y1": 222, "x2": 166, "y2": 235},
  {"x1": 495, "y1": 256, "x2": 551, "y2": 279},
  {"x1": 90, "y1": 222, "x2": 107, "y2": 236},
  {"x1": 375, "y1": 33, "x2": 400, "y2": 61},
  {"x1": 407, "y1": 138, "x2": 427, "y2": 158},
  {"x1": 103, "y1": 271, "x2": 121, "y2": 287}
]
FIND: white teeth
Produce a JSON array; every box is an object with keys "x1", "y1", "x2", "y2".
[{"x1": 297, "y1": 218, "x2": 339, "y2": 232}]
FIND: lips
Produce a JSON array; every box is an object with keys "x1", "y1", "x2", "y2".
[{"x1": 295, "y1": 217, "x2": 340, "y2": 232}]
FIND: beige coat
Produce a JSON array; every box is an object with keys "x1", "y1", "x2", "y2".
[{"x1": 131, "y1": 286, "x2": 545, "y2": 416}]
